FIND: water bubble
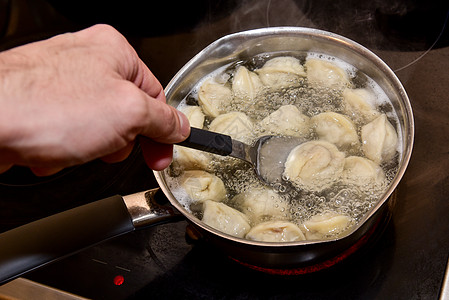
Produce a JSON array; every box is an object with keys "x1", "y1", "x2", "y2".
[{"x1": 165, "y1": 51, "x2": 401, "y2": 241}]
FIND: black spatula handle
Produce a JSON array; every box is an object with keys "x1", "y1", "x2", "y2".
[{"x1": 176, "y1": 127, "x2": 233, "y2": 156}]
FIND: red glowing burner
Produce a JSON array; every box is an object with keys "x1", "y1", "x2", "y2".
[{"x1": 230, "y1": 217, "x2": 381, "y2": 275}]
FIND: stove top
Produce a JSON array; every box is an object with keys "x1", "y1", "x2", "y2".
[{"x1": 1, "y1": 0, "x2": 449, "y2": 299}]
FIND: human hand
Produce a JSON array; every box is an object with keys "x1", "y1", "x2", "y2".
[{"x1": 0, "y1": 24, "x2": 190, "y2": 176}]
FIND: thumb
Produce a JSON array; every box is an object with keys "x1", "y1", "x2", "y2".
[{"x1": 140, "y1": 98, "x2": 191, "y2": 144}]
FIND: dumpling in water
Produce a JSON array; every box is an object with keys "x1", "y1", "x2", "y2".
[
  {"x1": 172, "y1": 146, "x2": 212, "y2": 171},
  {"x1": 255, "y1": 56, "x2": 306, "y2": 89},
  {"x1": 283, "y1": 140, "x2": 345, "y2": 192},
  {"x1": 232, "y1": 66, "x2": 263, "y2": 100},
  {"x1": 246, "y1": 221, "x2": 306, "y2": 242},
  {"x1": 179, "y1": 105, "x2": 205, "y2": 129},
  {"x1": 198, "y1": 79, "x2": 232, "y2": 117},
  {"x1": 208, "y1": 112, "x2": 254, "y2": 144},
  {"x1": 342, "y1": 88, "x2": 380, "y2": 123},
  {"x1": 361, "y1": 114, "x2": 398, "y2": 164},
  {"x1": 201, "y1": 200, "x2": 251, "y2": 238},
  {"x1": 305, "y1": 58, "x2": 350, "y2": 88},
  {"x1": 179, "y1": 170, "x2": 227, "y2": 203},
  {"x1": 232, "y1": 187, "x2": 290, "y2": 225},
  {"x1": 259, "y1": 105, "x2": 310, "y2": 138},
  {"x1": 342, "y1": 156, "x2": 385, "y2": 186},
  {"x1": 310, "y1": 112, "x2": 359, "y2": 149},
  {"x1": 302, "y1": 212, "x2": 352, "y2": 240}
]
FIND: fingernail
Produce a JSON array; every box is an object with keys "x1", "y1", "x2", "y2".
[{"x1": 176, "y1": 110, "x2": 191, "y2": 138}]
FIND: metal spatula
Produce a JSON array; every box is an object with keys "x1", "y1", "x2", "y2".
[{"x1": 176, "y1": 127, "x2": 302, "y2": 185}]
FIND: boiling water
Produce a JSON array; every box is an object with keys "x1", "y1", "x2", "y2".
[{"x1": 167, "y1": 52, "x2": 401, "y2": 239}]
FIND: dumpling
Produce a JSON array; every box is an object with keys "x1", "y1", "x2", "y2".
[
  {"x1": 232, "y1": 66, "x2": 263, "y2": 100},
  {"x1": 246, "y1": 221, "x2": 306, "y2": 242},
  {"x1": 310, "y1": 112, "x2": 359, "y2": 149},
  {"x1": 179, "y1": 105, "x2": 205, "y2": 129},
  {"x1": 258, "y1": 56, "x2": 306, "y2": 75},
  {"x1": 172, "y1": 146, "x2": 212, "y2": 171},
  {"x1": 259, "y1": 105, "x2": 310, "y2": 138},
  {"x1": 361, "y1": 114, "x2": 398, "y2": 164},
  {"x1": 198, "y1": 79, "x2": 232, "y2": 117},
  {"x1": 208, "y1": 112, "x2": 254, "y2": 144},
  {"x1": 342, "y1": 156, "x2": 386, "y2": 186},
  {"x1": 255, "y1": 56, "x2": 306, "y2": 89},
  {"x1": 283, "y1": 140, "x2": 345, "y2": 192},
  {"x1": 342, "y1": 88, "x2": 380, "y2": 123},
  {"x1": 179, "y1": 170, "x2": 227, "y2": 203},
  {"x1": 305, "y1": 58, "x2": 350, "y2": 88},
  {"x1": 201, "y1": 200, "x2": 251, "y2": 238},
  {"x1": 302, "y1": 212, "x2": 352, "y2": 240},
  {"x1": 232, "y1": 187, "x2": 290, "y2": 225}
]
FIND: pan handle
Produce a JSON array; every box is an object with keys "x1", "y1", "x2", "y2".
[{"x1": 0, "y1": 188, "x2": 181, "y2": 285}]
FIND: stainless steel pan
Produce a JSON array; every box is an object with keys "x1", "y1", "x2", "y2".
[
  {"x1": 0, "y1": 27, "x2": 414, "y2": 284},
  {"x1": 154, "y1": 26, "x2": 414, "y2": 270}
]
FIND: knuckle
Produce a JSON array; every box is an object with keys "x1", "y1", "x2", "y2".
[
  {"x1": 84, "y1": 24, "x2": 129, "y2": 51},
  {"x1": 90, "y1": 24, "x2": 120, "y2": 37}
]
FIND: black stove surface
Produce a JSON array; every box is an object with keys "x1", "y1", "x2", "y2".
[{"x1": 1, "y1": 0, "x2": 449, "y2": 299}]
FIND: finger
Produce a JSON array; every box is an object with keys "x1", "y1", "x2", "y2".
[
  {"x1": 30, "y1": 166, "x2": 64, "y2": 177},
  {"x1": 139, "y1": 137, "x2": 174, "y2": 170},
  {"x1": 134, "y1": 60, "x2": 166, "y2": 103},
  {"x1": 139, "y1": 97, "x2": 191, "y2": 144},
  {"x1": 101, "y1": 142, "x2": 135, "y2": 163}
]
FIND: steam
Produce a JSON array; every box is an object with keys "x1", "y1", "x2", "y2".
[{"x1": 191, "y1": 0, "x2": 316, "y2": 43}]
